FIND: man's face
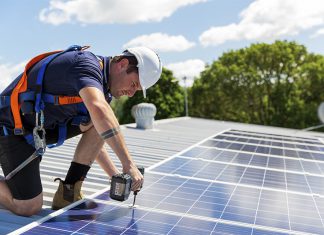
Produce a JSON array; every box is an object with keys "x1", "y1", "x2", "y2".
[{"x1": 110, "y1": 58, "x2": 141, "y2": 98}]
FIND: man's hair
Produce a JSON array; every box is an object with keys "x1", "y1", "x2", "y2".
[{"x1": 111, "y1": 55, "x2": 138, "y2": 74}]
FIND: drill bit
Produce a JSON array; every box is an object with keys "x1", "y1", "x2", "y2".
[{"x1": 132, "y1": 191, "x2": 138, "y2": 207}]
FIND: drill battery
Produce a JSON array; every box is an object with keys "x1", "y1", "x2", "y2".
[
  {"x1": 110, "y1": 167, "x2": 145, "y2": 201},
  {"x1": 110, "y1": 173, "x2": 132, "y2": 201}
]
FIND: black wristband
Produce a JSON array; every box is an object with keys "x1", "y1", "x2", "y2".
[{"x1": 100, "y1": 127, "x2": 121, "y2": 140}]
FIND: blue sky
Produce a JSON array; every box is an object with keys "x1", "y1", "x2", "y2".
[{"x1": 1, "y1": 0, "x2": 324, "y2": 91}]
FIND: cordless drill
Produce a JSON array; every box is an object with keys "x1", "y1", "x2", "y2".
[{"x1": 110, "y1": 167, "x2": 144, "y2": 206}]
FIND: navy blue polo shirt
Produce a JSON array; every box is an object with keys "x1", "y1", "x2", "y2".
[{"x1": 0, "y1": 50, "x2": 111, "y2": 132}]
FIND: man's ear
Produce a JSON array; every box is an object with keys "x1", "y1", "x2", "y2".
[{"x1": 119, "y1": 58, "x2": 129, "y2": 71}]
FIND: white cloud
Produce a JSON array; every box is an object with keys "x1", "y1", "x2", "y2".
[
  {"x1": 123, "y1": 33, "x2": 195, "y2": 52},
  {"x1": 200, "y1": 0, "x2": 324, "y2": 46},
  {"x1": 0, "y1": 62, "x2": 25, "y2": 93},
  {"x1": 165, "y1": 59, "x2": 205, "y2": 86},
  {"x1": 39, "y1": 0, "x2": 207, "y2": 25}
]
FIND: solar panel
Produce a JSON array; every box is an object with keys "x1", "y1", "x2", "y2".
[{"x1": 18, "y1": 129, "x2": 324, "y2": 234}]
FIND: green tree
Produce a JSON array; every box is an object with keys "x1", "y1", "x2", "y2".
[
  {"x1": 190, "y1": 40, "x2": 324, "y2": 129},
  {"x1": 114, "y1": 68, "x2": 185, "y2": 124}
]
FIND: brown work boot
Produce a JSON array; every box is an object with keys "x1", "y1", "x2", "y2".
[{"x1": 51, "y1": 178, "x2": 84, "y2": 210}]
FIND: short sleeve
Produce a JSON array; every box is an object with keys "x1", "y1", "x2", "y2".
[{"x1": 68, "y1": 51, "x2": 104, "y2": 93}]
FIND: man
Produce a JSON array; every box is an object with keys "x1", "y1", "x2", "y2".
[{"x1": 0, "y1": 45, "x2": 162, "y2": 216}]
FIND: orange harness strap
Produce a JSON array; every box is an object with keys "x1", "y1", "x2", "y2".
[
  {"x1": 57, "y1": 96, "x2": 83, "y2": 105},
  {"x1": 11, "y1": 50, "x2": 62, "y2": 134}
]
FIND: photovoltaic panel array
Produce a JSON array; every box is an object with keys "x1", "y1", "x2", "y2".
[{"x1": 21, "y1": 129, "x2": 324, "y2": 235}]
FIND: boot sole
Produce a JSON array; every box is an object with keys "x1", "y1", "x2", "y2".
[{"x1": 51, "y1": 206, "x2": 63, "y2": 210}]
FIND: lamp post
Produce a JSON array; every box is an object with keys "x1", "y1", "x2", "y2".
[{"x1": 183, "y1": 76, "x2": 188, "y2": 117}]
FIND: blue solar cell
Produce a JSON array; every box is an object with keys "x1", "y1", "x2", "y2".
[
  {"x1": 306, "y1": 175, "x2": 324, "y2": 195},
  {"x1": 129, "y1": 218, "x2": 176, "y2": 234},
  {"x1": 168, "y1": 225, "x2": 213, "y2": 235},
  {"x1": 250, "y1": 155, "x2": 268, "y2": 166},
  {"x1": 39, "y1": 217, "x2": 89, "y2": 231},
  {"x1": 314, "y1": 197, "x2": 324, "y2": 219},
  {"x1": 283, "y1": 143, "x2": 295, "y2": 148},
  {"x1": 270, "y1": 147, "x2": 283, "y2": 156},
  {"x1": 25, "y1": 226, "x2": 72, "y2": 234},
  {"x1": 311, "y1": 152, "x2": 324, "y2": 161},
  {"x1": 176, "y1": 217, "x2": 216, "y2": 231},
  {"x1": 255, "y1": 192, "x2": 290, "y2": 230},
  {"x1": 123, "y1": 229, "x2": 158, "y2": 235},
  {"x1": 270, "y1": 141, "x2": 283, "y2": 147},
  {"x1": 318, "y1": 162, "x2": 324, "y2": 172},
  {"x1": 201, "y1": 139, "x2": 219, "y2": 147},
  {"x1": 286, "y1": 174, "x2": 310, "y2": 193},
  {"x1": 256, "y1": 146, "x2": 270, "y2": 154},
  {"x1": 242, "y1": 144, "x2": 257, "y2": 152},
  {"x1": 240, "y1": 168, "x2": 265, "y2": 187},
  {"x1": 285, "y1": 159, "x2": 303, "y2": 172},
  {"x1": 305, "y1": 145, "x2": 321, "y2": 151},
  {"x1": 302, "y1": 161, "x2": 322, "y2": 174},
  {"x1": 142, "y1": 211, "x2": 181, "y2": 225},
  {"x1": 202, "y1": 148, "x2": 225, "y2": 160},
  {"x1": 252, "y1": 229, "x2": 290, "y2": 235},
  {"x1": 217, "y1": 165, "x2": 245, "y2": 182},
  {"x1": 288, "y1": 194, "x2": 323, "y2": 234},
  {"x1": 298, "y1": 151, "x2": 314, "y2": 160},
  {"x1": 181, "y1": 147, "x2": 207, "y2": 157},
  {"x1": 235, "y1": 153, "x2": 253, "y2": 164},
  {"x1": 267, "y1": 157, "x2": 284, "y2": 169},
  {"x1": 212, "y1": 223, "x2": 252, "y2": 234},
  {"x1": 221, "y1": 211, "x2": 255, "y2": 224},
  {"x1": 283, "y1": 149, "x2": 298, "y2": 158},
  {"x1": 248, "y1": 139, "x2": 260, "y2": 144},
  {"x1": 228, "y1": 142, "x2": 244, "y2": 150},
  {"x1": 246, "y1": 139, "x2": 260, "y2": 144}
]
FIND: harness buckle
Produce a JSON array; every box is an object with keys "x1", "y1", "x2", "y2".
[
  {"x1": 14, "y1": 128, "x2": 24, "y2": 135},
  {"x1": 54, "y1": 96, "x2": 60, "y2": 105}
]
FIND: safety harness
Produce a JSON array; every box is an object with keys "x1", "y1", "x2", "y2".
[{"x1": 0, "y1": 45, "x2": 93, "y2": 149}]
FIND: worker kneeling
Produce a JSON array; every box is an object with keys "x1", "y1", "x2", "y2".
[{"x1": 0, "y1": 45, "x2": 162, "y2": 216}]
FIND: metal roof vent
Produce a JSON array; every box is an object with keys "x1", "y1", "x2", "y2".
[
  {"x1": 131, "y1": 103, "x2": 156, "y2": 129},
  {"x1": 318, "y1": 102, "x2": 324, "y2": 123}
]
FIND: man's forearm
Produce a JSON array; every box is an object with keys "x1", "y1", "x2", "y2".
[{"x1": 95, "y1": 147, "x2": 119, "y2": 177}]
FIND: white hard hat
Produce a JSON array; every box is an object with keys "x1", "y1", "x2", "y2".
[{"x1": 124, "y1": 47, "x2": 162, "y2": 98}]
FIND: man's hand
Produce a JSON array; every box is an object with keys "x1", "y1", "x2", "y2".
[{"x1": 124, "y1": 164, "x2": 144, "y2": 191}]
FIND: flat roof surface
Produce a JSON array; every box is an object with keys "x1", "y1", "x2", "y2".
[{"x1": 1, "y1": 117, "x2": 324, "y2": 234}]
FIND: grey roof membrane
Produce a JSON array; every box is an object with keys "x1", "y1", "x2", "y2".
[{"x1": 1, "y1": 117, "x2": 324, "y2": 234}]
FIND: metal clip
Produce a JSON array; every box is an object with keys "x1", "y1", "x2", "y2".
[
  {"x1": 33, "y1": 110, "x2": 46, "y2": 155},
  {"x1": 35, "y1": 110, "x2": 45, "y2": 129}
]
